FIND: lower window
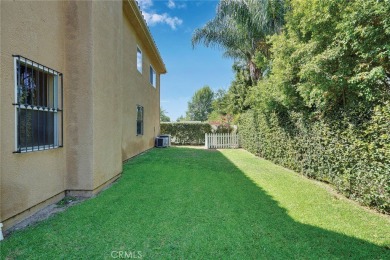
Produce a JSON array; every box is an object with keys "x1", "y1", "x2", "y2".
[
  {"x1": 136, "y1": 105, "x2": 144, "y2": 135},
  {"x1": 14, "y1": 55, "x2": 63, "y2": 152}
]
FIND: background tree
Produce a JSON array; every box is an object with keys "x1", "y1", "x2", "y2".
[
  {"x1": 160, "y1": 107, "x2": 171, "y2": 122},
  {"x1": 186, "y1": 85, "x2": 214, "y2": 121},
  {"x1": 192, "y1": 0, "x2": 287, "y2": 83},
  {"x1": 227, "y1": 65, "x2": 253, "y2": 114},
  {"x1": 212, "y1": 88, "x2": 229, "y2": 115},
  {"x1": 250, "y1": 0, "x2": 390, "y2": 115},
  {"x1": 176, "y1": 115, "x2": 188, "y2": 122}
]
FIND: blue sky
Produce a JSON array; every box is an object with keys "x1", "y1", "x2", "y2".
[{"x1": 137, "y1": 0, "x2": 234, "y2": 121}]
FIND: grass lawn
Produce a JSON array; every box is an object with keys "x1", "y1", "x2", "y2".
[{"x1": 1, "y1": 147, "x2": 389, "y2": 259}]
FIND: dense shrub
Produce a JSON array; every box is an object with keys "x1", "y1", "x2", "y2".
[
  {"x1": 161, "y1": 122, "x2": 212, "y2": 145},
  {"x1": 239, "y1": 103, "x2": 390, "y2": 214}
]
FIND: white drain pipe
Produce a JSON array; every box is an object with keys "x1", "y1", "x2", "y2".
[{"x1": 0, "y1": 223, "x2": 3, "y2": 241}]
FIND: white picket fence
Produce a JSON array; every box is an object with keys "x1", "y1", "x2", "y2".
[{"x1": 205, "y1": 133, "x2": 240, "y2": 149}]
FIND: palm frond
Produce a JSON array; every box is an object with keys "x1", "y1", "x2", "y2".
[{"x1": 192, "y1": 0, "x2": 288, "y2": 83}]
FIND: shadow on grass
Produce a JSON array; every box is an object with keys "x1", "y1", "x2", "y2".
[
  {"x1": 1, "y1": 147, "x2": 389, "y2": 259},
  {"x1": 130, "y1": 147, "x2": 389, "y2": 259}
]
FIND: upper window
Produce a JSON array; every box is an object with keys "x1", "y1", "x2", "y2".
[
  {"x1": 13, "y1": 56, "x2": 63, "y2": 153},
  {"x1": 136, "y1": 105, "x2": 144, "y2": 135},
  {"x1": 150, "y1": 65, "x2": 156, "y2": 88},
  {"x1": 137, "y1": 47, "x2": 142, "y2": 73}
]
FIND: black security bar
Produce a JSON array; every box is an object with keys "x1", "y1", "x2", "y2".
[{"x1": 12, "y1": 55, "x2": 63, "y2": 153}]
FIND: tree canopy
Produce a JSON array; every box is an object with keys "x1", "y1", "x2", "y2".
[
  {"x1": 249, "y1": 0, "x2": 390, "y2": 115},
  {"x1": 195, "y1": 0, "x2": 390, "y2": 117},
  {"x1": 192, "y1": 0, "x2": 287, "y2": 83},
  {"x1": 160, "y1": 107, "x2": 171, "y2": 122},
  {"x1": 186, "y1": 85, "x2": 214, "y2": 121}
]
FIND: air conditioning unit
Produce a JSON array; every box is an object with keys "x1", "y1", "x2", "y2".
[
  {"x1": 158, "y1": 134, "x2": 171, "y2": 146},
  {"x1": 155, "y1": 137, "x2": 168, "y2": 148}
]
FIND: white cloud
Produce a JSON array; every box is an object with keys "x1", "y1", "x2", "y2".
[
  {"x1": 167, "y1": 0, "x2": 186, "y2": 9},
  {"x1": 137, "y1": 0, "x2": 183, "y2": 30},
  {"x1": 137, "y1": 0, "x2": 153, "y2": 10},
  {"x1": 167, "y1": 0, "x2": 176, "y2": 9},
  {"x1": 143, "y1": 12, "x2": 183, "y2": 30}
]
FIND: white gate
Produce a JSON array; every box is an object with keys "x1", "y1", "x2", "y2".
[{"x1": 205, "y1": 133, "x2": 240, "y2": 149}]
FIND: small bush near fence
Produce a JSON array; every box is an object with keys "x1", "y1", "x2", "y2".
[
  {"x1": 239, "y1": 104, "x2": 390, "y2": 214},
  {"x1": 161, "y1": 122, "x2": 212, "y2": 145}
]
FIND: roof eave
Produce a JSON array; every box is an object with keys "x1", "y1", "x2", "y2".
[{"x1": 124, "y1": 0, "x2": 167, "y2": 74}]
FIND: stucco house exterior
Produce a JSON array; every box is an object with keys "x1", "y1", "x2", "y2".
[{"x1": 0, "y1": 0, "x2": 166, "y2": 235}]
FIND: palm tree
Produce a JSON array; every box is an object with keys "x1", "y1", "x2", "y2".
[{"x1": 192, "y1": 0, "x2": 286, "y2": 84}]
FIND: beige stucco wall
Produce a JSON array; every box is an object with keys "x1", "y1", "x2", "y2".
[
  {"x1": 0, "y1": 1, "x2": 67, "y2": 228},
  {"x1": 63, "y1": 1, "x2": 94, "y2": 192},
  {"x1": 0, "y1": 0, "x2": 165, "y2": 231},
  {"x1": 121, "y1": 8, "x2": 161, "y2": 160},
  {"x1": 91, "y1": 1, "x2": 123, "y2": 189}
]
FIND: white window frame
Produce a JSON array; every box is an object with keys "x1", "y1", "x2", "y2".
[
  {"x1": 150, "y1": 65, "x2": 156, "y2": 88},
  {"x1": 14, "y1": 56, "x2": 61, "y2": 152},
  {"x1": 137, "y1": 46, "x2": 142, "y2": 74}
]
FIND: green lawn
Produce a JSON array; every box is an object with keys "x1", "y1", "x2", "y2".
[{"x1": 1, "y1": 147, "x2": 389, "y2": 259}]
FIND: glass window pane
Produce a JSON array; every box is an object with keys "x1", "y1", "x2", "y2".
[
  {"x1": 17, "y1": 63, "x2": 56, "y2": 108},
  {"x1": 150, "y1": 66, "x2": 156, "y2": 87},
  {"x1": 18, "y1": 109, "x2": 55, "y2": 148},
  {"x1": 137, "y1": 121, "x2": 142, "y2": 135},
  {"x1": 18, "y1": 65, "x2": 37, "y2": 106},
  {"x1": 137, "y1": 47, "x2": 142, "y2": 73},
  {"x1": 136, "y1": 106, "x2": 143, "y2": 135}
]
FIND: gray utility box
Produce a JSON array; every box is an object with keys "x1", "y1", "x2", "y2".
[
  {"x1": 158, "y1": 135, "x2": 171, "y2": 146},
  {"x1": 155, "y1": 135, "x2": 170, "y2": 148}
]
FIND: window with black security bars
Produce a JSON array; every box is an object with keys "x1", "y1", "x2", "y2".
[{"x1": 13, "y1": 55, "x2": 63, "y2": 153}]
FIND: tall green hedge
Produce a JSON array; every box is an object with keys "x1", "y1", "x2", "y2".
[
  {"x1": 239, "y1": 103, "x2": 390, "y2": 214},
  {"x1": 161, "y1": 122, "x2": 212, "y2": 145}
]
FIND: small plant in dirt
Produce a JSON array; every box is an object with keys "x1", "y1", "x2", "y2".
[{"x1": 56, "y1": 196, "x2": 77, "y2": 207}]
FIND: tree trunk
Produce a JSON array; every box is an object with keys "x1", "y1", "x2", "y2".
[{"x1": 248, "y1": 60, "x2": 261, "y2": 85}]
